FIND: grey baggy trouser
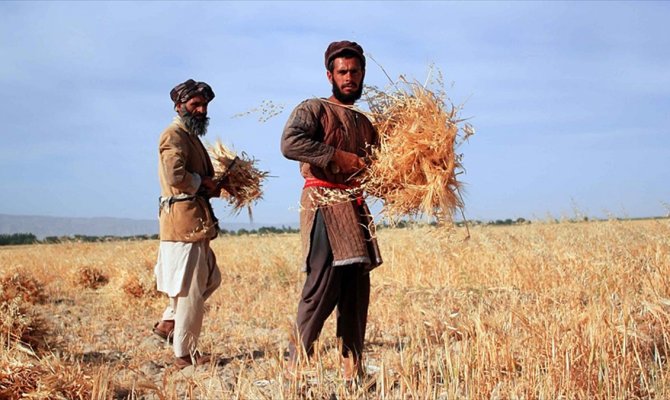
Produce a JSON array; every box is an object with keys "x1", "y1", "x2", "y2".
[{"x1": 289, "y1": 210, "x2": 370, "y2": 362}]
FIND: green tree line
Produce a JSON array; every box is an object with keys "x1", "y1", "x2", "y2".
[{"x1": 0, "y1": 226, "x2": 301, "y2": 246}]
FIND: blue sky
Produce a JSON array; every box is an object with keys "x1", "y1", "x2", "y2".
[{"x1": 1, "y1": 1, "x2": 668, "y2": 225}]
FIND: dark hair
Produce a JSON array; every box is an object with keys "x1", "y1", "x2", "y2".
[{"x1": 327, "y1": 50, "x2": 365, "y2": 73}]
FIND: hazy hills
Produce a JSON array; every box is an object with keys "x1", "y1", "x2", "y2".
[{"x1": 0, "y1": 214, "x2": 293, "y2": 239}]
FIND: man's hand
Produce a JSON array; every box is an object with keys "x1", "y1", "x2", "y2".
[
  {"x1": 216, "y1": 175, "x2": 236, "y2": 195},
  {"x1": 200, "y1": 176, "x2": 219, "y2": 197},
  {"x1": 330, "y1": 149, "x2": 365, "y2": 175}
]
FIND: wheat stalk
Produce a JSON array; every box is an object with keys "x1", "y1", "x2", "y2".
[{"x1": 207, "y1": 139, "x2": 270, "y2": 219}]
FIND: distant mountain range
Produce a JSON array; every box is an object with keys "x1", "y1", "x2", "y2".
[{"x1": 0, "y1": 214, "x2": 296, "y2": 239}]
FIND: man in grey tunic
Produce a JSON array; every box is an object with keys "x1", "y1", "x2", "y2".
[
  {"x1": 152, "y1": 79, "x2": 222, "y2": 369},
  {"x1": 280, "y1": 41, "x2": 383, "y2": 380}
]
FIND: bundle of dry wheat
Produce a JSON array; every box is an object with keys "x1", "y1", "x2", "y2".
[
  {"x1": 0, "y1": 362, "x2": 41, "y2": 400},
  {"x1": 0, "y1": 359, "x2": 93, "y2": 400},
  {"x1": 120, "y1": 271, "x2": 161, "y2": 300},
  {"x1": 0, "y1": 272, "x2": 46, "y2": 304},
  {"x1": 72, "y1": 266, "x2": 108, "y2": 290},
  {"x1": 207, "y1": 139, "x2": 270, "y2": 218},
  {"x1": 360, "y1": 73, "x2": 473, "y2": 224},
  {"x1": 0, "y1": 298, "x2": 49, "y2": 351}
]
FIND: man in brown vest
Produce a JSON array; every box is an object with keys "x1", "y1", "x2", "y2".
[
  {"x1": 280, "y1": 41, "x2": 383, "y2": 380},
  {"x1": 152, "y1": 79, "x2": 222, "y2": 369}
]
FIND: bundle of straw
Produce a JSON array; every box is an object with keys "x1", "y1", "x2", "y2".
[
  {"x1": 207, "y1": 139, "x2": 269, "y2": 218},
  {"x1": 360, "y1": 73, "x2": 474, "y2": 224}
]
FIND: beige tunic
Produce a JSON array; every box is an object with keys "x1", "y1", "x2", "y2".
[
  {"x1": 157, "y1": 117, "x2": 218, "y2": 242},
  {"x1": 281, "y1": 98, "x2": 383, "y2": 271}
]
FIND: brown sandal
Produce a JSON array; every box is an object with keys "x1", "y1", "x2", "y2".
[
  {"x1": 175, "y1": 352, "x2": 211, "y2": 369},
  {"x1": 152, "y1": 320, "x2": 174, "y2": 344}
]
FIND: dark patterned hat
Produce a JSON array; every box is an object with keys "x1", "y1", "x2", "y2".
[{"x1": 170, "y1": 79, "x2": 215, "y2": 105}]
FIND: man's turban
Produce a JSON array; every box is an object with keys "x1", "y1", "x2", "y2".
[
  {"x1": 324, "y1": 40, "x2": 366, "y2": 70},
  {"x1": 170, "y1": 79, "x2": 215, "y2": 105}
]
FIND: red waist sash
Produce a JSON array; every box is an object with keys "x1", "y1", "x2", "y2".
[{"x1": 303, "y1": 177, "x2": 363, "y2": 205}]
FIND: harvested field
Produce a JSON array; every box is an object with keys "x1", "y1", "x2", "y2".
[{"x1": 1, "y1": 218, "x2": 670, "y2": 399}]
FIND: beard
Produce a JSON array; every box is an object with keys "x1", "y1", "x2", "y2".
[
  {"x1": 179, "y1": 108, "x2": 209, "y2": 137},
  {"x1": 332, "y1": 80, "x2": 364, "y2": 104}
]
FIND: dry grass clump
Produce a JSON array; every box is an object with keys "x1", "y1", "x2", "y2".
[
  {"x1": 121, "y1": 271, "x2": 160, "y2": 299},
  {"x1": 0, "y1": 358, "x2": 93, "y2": 400},
  {"x1": 0, "y1": 362, "x2": 41, "y2": 400},
  {"x1": 0, "y1": 298, "x2": 49, "y2": 351},
  {"x1": 0, "y1": 271, "x2": 50, "y2": 352},
  {"x1": 360, "y1": 72, "x2": 473, "y2": 223},
  {"x1": 207, "y1": 139, "x2": 270, "y2": 218},
  {"x1": 37, "y1": 360, "x2": 93, "y2": 399},
  {"x1": 73, "y1": 266, "x2": 108, "y2": 290},
  {"x1": 0, "y1": 272, "x2": 46, "y2": 304}
]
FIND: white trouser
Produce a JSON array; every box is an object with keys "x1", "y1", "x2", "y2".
[{"x1": 160, "y1": 241, "x2": 221, "y2": 357}]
